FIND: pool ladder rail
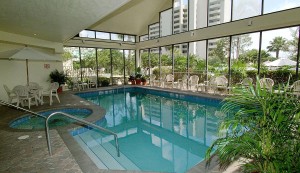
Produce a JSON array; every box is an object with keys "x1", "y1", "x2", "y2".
[{"x1": 0, "y1": 100, "x2": 120, "y2": 157}]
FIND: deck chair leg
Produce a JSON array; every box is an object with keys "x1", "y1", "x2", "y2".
[{"x1": 56, "y1": 94, "x2": 60, "y2": 103}]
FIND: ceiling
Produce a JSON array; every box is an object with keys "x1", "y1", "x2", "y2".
[{"x1": 0, "y1": 0, "x2": 171, "y2": 43}]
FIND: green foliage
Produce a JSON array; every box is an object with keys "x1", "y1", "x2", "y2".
[
  {"x1": 267, "y1": 36, "x2": 289, "y2": 58},
  {"x1": 49, "y1": 69, "x2": 66, "y2": 85},
  {"x1": 98, "y1": 77, "x2": 110, "y2": 87},
  {"x1": 206, "y1": 76, "x2": 300, "y2": 173}
]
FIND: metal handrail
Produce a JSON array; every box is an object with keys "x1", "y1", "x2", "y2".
[
  {"x1": 46, "y1": 112, "x2": 120, "y2": 157},
  {"x1": 0, "y1": 100, "x2": 46, "y2": 119}
]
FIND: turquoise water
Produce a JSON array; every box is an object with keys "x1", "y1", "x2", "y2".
[
  {"x1": 77, "y1": 91, "x2": 223, "y2": 173},
  {"x1": 10, "y1": 108, "x2": 92, "y2": 129}
]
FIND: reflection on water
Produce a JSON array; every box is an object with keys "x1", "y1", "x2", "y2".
[{"x1": 84, "y1": 92, "x2": 224, "y2": 173}]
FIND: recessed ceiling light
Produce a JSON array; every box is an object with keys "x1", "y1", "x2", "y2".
[{"x1": 33, "y1": 33, "x2": 37, "y2": 36}]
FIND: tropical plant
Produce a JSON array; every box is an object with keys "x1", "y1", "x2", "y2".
[
  {"x1": 49, "y1": 69, "x2": 66, "y2": 85},
  {"x1": 206, "y1": 76, "x2": 300, "y2": 173},
  {"x1": 267, "y1": 36, "x2": 289, "y2": 59},
  {"x1": 98, "y1": 77, "x2": 110, "y2": 87}
]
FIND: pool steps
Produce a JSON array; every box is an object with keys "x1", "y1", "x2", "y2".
[{"x1": 74, "y1": 130, "x2": 140, "y2": 170}]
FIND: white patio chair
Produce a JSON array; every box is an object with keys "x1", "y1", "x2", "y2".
[
  {"x1": 42, "y1": 82, "x2": 60, "y2": 106},
  {"x1": 189, "y1": 75, "x2": 199, "y2": 91},
  {"x1": 164, "y1": 74, "x2": 174, "y2": 88},
  {"x1": 259, "y1": 78, "x2": 274, "y2": 91},
  {"x1": 3, "y1": 84, "x2": 17, "y2": 103},
  {"x1": 210, "y1": 76, "x2": 228, "y2": 94},
  {"x1": 149, "y1": 74, "x2": 156, "y2": 87},
  {"x1": 237, "y1": 77, "x2": 253, "y2": 88},
  {"x1": 12, "y1": 85, "x2": 37, "y2": 109},
  {"x1": 290, "y1": 80, "x2": 300, "y2": 97},
  {"x1": 88, "y1": 76, "x2": 98, "y2": 88},
  {"x1": 28, "y1": 82, "x2": 43, "y2": 105},
  {"x1": 177, "y1": 74, "x2": 188, "y2": 90}
]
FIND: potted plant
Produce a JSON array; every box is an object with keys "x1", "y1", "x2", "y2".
[
  {"x1": 141, "y1": 75, "x2": 148, "y2": 85},
  {"x1": 135, "y1": 74, "x2": 142, "y2": 85},
  {"x1": 128, "y1": 75, "x2": 136, "y2": 85},
  {"x1": 205, "y1": 76, "x2": 300, "y2": 173},
  {"x1": 49, "y1": 69, "x2": 66, "y2": 93}
]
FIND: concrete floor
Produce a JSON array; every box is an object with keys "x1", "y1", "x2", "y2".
[{"x1": 0, "y1": 86, "x2": 240, "y2": 173}]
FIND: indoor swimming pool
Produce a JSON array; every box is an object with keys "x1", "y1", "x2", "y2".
[{"x1": 73, "y1": 88, "x2": 223, "y2": 173}]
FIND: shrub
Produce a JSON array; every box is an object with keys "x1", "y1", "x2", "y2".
[{"x1": 98, "y1": 77, "x2": 110, "y2": 87}]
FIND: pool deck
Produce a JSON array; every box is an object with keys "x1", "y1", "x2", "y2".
[{"x1": 0, "y1": 85, "x2": 241, "y2": 173}]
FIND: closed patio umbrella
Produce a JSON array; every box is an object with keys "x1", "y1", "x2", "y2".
[{"x1": 0, "y1": 47, "x2": 61, "y2": 85}]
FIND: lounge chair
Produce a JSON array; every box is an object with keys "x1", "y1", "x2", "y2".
[
  {"x1": 237, "y1": 77, "x2": 253, "y2": 88},
  {"x1": 149, "y1": 74, "x2": 156, "y2": 87}
]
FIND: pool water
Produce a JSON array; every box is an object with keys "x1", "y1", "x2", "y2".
[
  {"x1": 10, "y1": 108, "x2": 92, "y2": 129},
  {"x1": 75, "y1": 89, "x2": 223, "y2": 173}
]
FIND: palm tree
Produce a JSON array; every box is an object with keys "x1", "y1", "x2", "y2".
[
  {"x1": 206, "y1": 77, "x2": 300, "y2": 172},
  {"x1": 267, "y1": 36, "x2": 289, "y2": 59}
]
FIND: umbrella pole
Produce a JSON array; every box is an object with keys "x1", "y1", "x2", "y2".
[{"x1": 26, "y1": 59, "x2": 29, "y2": 85}]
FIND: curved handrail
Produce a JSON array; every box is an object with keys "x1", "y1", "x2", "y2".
[{"x1": 45, "y1": 112, "x2": 120, "y2": 157}]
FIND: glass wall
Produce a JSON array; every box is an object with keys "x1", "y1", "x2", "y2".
[
  {"x1": 96, "y1": 32, "x2": 110, "y2": 40},
  {"x1": 79, "y1": 30, "x2": 95, "y2": 38},
  {"x1": 173, "y1": 0, "x2": 188, "y2": 34},
  {"x1": 160, "y1": 9, "x2": 173, "y2": 37},
  {"x1": 111, "y1": 33, "x2": 123, "y2": 41},
  {"x1": 230, "y1": 32, "x2": 260, "y2": 85},
  {"x1": 174, "y1": 43, "x2": 188, "y2": 81},
  {"x1": 139, "y1": 49, "x2": 150, "y2": 77},
  {"x1": 124, "y1": 35, "x2": 135, "y2": 42},
  {"x1": 232, "y1": 0, "x2": 261, "y2": 20}
]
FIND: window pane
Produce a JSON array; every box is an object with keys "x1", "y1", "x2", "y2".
[
  {"x1": 124, "y1": 50, "x2": 135, "y2": 84},
  {"x1": 189, "y1": 41, "x2": 207, "y2": 86},
  {"x1": 150, "y1": 48, "x2": 160, "y2": 83},
  {"x1": 174, "y1": 43, "x2": 188, "y2": 82},
  {"x1": 139, "y1": 49, "x2": 150, "y2": 79},
  {"x1": 80, "y1": 48, "x2": 96, "y2": 79},
  {"x1": 149, "y1": 23, "x2": 160, "y2": 40},
  {"x1": 230, "y1": 33, "x2": 260, "y2": 86},
  {"x1": 232, "y1": 0, "x2": 261, "y2": 20},
  {"x1": 111, "y1": 33, "x2": 123, "y2": 41},
  {"x1": 261, "y1": 27, "x2": 298, "y2": 85},
  {"x1": 189, "y1": 0, "x2": 207, "y2": 30},
  {"x1": 208, "y1": 0, "x2": 231, "y2": 26},
  {"x1": 111, "y1": 49, "x2": 124, "y2": 85},
  {"x1": 63, "y1": 47, "x2": 80, "y2": 78},
  {"x1": 207, "y1": 37, "x2": 230, "y2": 89},
  {"x1": 160, "y1": 46, "x2": 173, "y2": 78},
  {"x1": 96, "y1": 32, "x2": 110, "y2": 39},
  {"x1": 160, "y1": 9, "x2": 173, "y2": 37},
  {"x1": 97, "y1": 49, "x2": 111, "y2": 85},
  {"x1": 264, "y1": 0, "x2": 300, "y2": 14},
  {"x1": 124, "y1": 35, "x2": 135, "y2": 42},
  {"x1": 140, "y1": 35, "x2": 149, "y2": 42},
  {"x1": 79, "y1": 30, "x2": 95, "y2": 38},
  {"x1": 173, "y1": 0, "x2": 188, "y2": 34}
]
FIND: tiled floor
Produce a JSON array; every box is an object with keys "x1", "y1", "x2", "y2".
[{"x1": 0, "y1": 86, "x2": 239, "y2": 173}]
